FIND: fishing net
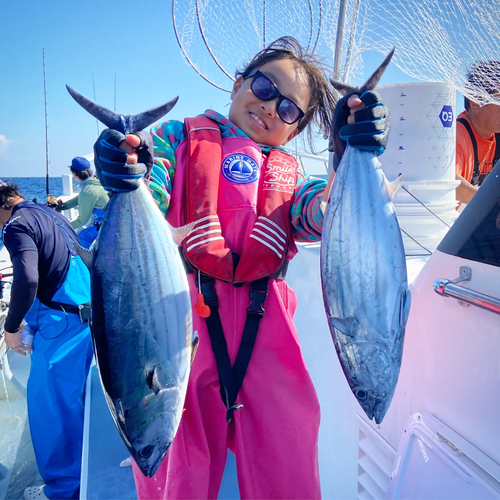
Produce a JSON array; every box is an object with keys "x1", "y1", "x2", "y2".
[{"x1": 172, "y1": 0, "x2": 500, "y2": 105}]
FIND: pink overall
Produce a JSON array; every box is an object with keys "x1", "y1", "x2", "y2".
[{"x1": 132, "y1": 134, "x2": 321, "y2": 500}]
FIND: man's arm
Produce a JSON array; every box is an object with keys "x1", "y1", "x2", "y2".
[
  {"x1": 4, "y1": 250, "x2": 39, "y2": 332},
  {"x1": 455, "y1": 172, "x2": 478, "y2": 204},
  {"x1": 57, "y1": 194, "x2": 79, "y2": 211},
  {"x1": 3, "y1": 250, "x2": 38, "y2": 355}
]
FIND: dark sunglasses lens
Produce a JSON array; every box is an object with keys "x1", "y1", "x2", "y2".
[
  {"x1": 252, "y1": 75, "x2": 277, "y2": 101},
  {"x1": 278, "y1": 99, "x2": 301, "y2": 124}
]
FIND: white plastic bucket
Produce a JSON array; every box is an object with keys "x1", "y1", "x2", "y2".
[
  {"x1": 377, "y1": 82, "x2": 457, "y2": 183},
  {"x1": 376, "y1": 82, "x2": 460, "y2": 255}
]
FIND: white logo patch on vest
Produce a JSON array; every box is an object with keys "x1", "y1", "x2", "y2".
[
  {"x1": 263, "y1": 155, "x2": 296, "y2": 194},
  {"x1": 222, "y1": 153, "x2": 259, "y2": 184}
]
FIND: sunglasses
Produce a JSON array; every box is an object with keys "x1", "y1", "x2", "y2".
[{"x1": 244, "y1": 70, "x2": 305, "y2": 125}]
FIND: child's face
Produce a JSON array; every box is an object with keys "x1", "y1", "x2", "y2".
[{"x1": 228, "y1": 58, "x2": 311, "y2": 147}]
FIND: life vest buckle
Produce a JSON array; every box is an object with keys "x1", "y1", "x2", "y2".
[{"x1": 247, "y1": 287, "x2": 267, "y2": 318}]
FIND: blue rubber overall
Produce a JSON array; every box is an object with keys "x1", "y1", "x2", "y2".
[
  {"x1": 24, "y1": 255, "x2": 93, "y2": 500},
  {"x1": 77, "y1": 208, "x2": 105, "y2": 249}
]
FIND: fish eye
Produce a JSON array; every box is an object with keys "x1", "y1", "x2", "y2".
[
  {"x1": 139, "y1": 445, "x2": 154, "y2": 458},
  {"x1": 356, "y1": 389, "x2": 367, "y2": 400}
]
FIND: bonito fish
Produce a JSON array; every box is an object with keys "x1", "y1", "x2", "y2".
[
  {"x1": 320, "y1": 50, "x2": 411, "y2": 424},
  {"x1": 67, "y1": 87, "x2": 196, "y2": 477}
]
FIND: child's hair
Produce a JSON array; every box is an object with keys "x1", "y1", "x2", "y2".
[
  {"x1": 70, "y1": 167, "x2": 93, "y2": 181},
  {"x1": 0, "y1": 182, "x2": 24, "y2": 210},
  {"x1": 235, "y1": 36, "x2": 337, "y2": 152}
]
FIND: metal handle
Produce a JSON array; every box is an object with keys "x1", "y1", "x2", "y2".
[{"x1": 433, "y1": 266, "x2": 500, "y2": 315}]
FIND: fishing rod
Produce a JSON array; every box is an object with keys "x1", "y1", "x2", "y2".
[{"x1": 42, "y1": 48, "x2": 50, "y2": 202}]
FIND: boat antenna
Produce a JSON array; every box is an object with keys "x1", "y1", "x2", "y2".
[
  {"x1": 42, "y1": 48, "x2": 50, "y2": 202},
  {"x1": 114, "y1": 73, "x2": 117, "y2": 112},
  {"x1": 92, "y1": 74, "x2": 100, "y2": 136}
]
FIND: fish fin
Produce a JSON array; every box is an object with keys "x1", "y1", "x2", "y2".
[
  {"x1": 167, "y1": 221, "x2": 196, "y2": 246},
  {"x1": 127, "y1": 98, "x2": 179, "y2": 134},
  {"x1": 66, "y1": 85, "x2": 178, "y2": 134},
  {"x1": 400, "y1": 288, "x2": 412, "y2": 329},
  {"x1": 74, "y1": 242, "x2": 93, "y2": 270},
  {"x1": 146, "y1": 366, "x2": 176, "y2": 396},
  {"x1": 320, "y1": 200, "x2": 328, "y2": 216},
  {"x1": 145, "y1": 369, "x2": 161, "y2": 395},
  {"x1": 330, "y1": 47, "x2": 395, "y2": 96},
  {"x1": 190, "y1": 331, "x2": 199, "y2": 365},
  {"x1": 360, "y1": 47, "x2": 395, "y2": 92},
  {"x1": 329, "y1": 317, "x2": 357, "y2": 338},
  {"x1": 329, "y1": 80, "x2": 357, "y2": 97},
  {"x1": 385, "y1": 173, "x2": 404, "y2": 200}
]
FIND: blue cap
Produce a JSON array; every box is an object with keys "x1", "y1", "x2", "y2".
[{"x1": 69, "y1": 157, "x2": 91, "y2": 171}]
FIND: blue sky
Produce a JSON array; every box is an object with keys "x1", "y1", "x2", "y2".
[{"x1": 0, "y1": 0, "x2": 462, "y2": 178}]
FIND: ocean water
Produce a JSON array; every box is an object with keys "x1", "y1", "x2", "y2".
[
  {"x1": 2, "y1": 177, "x2": 78, "y2": 204},
  {"x1": 1, "y1": 177, "x2": 78, "y2": 250}
]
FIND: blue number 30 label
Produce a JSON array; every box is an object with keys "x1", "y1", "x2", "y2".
[{"x1": 439, "y1": 105, "x2": 454, "y2": 128}]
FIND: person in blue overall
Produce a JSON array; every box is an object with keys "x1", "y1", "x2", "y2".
[
  {"x1": 0, "y1": 180, "x2": 94, "y2": 500},
  {"x1": 56, "y1": 157, "x2": 109, "y2": 249}
]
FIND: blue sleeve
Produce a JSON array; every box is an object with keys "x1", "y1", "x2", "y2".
[{"x1": 3, "y1": 222, "x2": 39, "y2": 331}]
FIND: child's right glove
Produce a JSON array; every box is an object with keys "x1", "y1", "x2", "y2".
[
  {"x1": 331, "y1": 90, "x2": 390, "y2": 171},
  {"x1": 93, "y1": 129, "x2": 154, "y2": 192}
]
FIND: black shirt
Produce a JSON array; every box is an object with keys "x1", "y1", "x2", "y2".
[{"x1": 2, "y1": 201, "x2": 79, "y2": 331}]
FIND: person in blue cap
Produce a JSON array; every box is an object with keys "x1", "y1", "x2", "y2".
[
  {"x1": 57, "y1": 156, "x2": 109, "y2": 248},
  {"x1": 0, "y1": 180, "x2": 93, "y2": 500}
]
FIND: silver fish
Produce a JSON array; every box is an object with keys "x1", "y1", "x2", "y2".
[
  {"x1": 68, "y1": 88, "x2": 195, "y2": 477},
  {"x1": 320, "y1": 49, "x2": 411, "y2": 424}
]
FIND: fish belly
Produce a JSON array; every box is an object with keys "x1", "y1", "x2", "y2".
[
  {"x1": 320, "y1": 148, "x2": 409, "y2": 423},
  {"x1": 91, "y1": 181, "x2": 192, "y2": 475}
]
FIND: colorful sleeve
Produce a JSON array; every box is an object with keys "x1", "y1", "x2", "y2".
[
  {"x1": 291, "y1": 173, "x2": 327, "y2": 242},
  {"x1": 148, "y1": 119, "x2": 186, "y2": 216}
]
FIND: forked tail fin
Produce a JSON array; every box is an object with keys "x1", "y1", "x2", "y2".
[
  {"x1": 66, "y1": 85, "x2": 178, "y2": 134},
  {"x1": 330, "y1": 47, "x2": 395, "y2": 96}
]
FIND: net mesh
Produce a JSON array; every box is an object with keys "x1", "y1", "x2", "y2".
[{"x1": 172, "y1": 0, "x2": 500, "y2": 105}]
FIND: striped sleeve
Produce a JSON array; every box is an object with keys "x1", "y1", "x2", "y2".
[
  {"x1": 148, "y1": 119, "x2": 186, "y2": 215},
  {"x1": 291, "y1": 173, "x2": 326, "y2": 242}
]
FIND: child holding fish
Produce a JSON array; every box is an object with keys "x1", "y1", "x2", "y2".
[{"x1": 93, "y1": 36, "x2": 390, "y2": 500}]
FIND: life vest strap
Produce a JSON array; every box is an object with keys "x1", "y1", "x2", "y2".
[{"x1": 197, "y1": 273, "x2": 269, "y2": 423}]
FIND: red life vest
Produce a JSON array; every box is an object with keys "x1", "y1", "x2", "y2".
[{"x1": 182, "y1": 116, "x2": 298, "y2": 284}]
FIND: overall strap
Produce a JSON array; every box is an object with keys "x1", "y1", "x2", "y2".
[
  {"x1": 24, "y1": 203, "x2": 78, "y2": 255},
  {"x1": 493, "y1": 133, "x2": 500, "y2": 170},
  {"x1": 22, "y1": 204, "x2": 90, "y2": 321},
  {"x1": 197, "y1": 273, "x2": 269, "y2": 423},
  {"x1": 457, "y1": 117, "x2": 480, "y2": 185}
]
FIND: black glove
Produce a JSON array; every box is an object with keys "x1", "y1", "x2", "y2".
[
  {"x1": 93, "y1": 129, "x2": 154, "y2": 191},
  {"x1": 330, "y1": 90, "x2": 390, "y2": 171}
]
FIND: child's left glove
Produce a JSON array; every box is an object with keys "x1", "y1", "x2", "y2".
[{"x1": 331, "y1": 90, "x2": 390, "y2": 171}]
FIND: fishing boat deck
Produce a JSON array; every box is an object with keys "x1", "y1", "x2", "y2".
[{"x1": 82, "y1": 363, "x2": 241, "y2": 500}]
